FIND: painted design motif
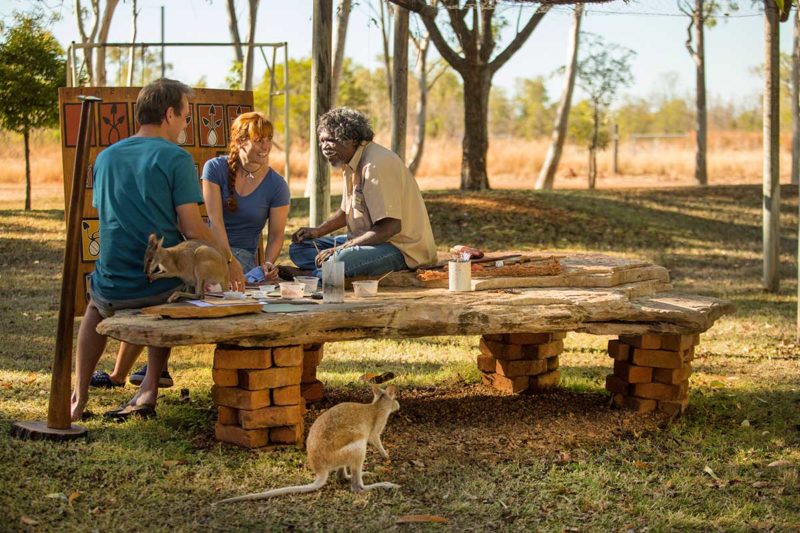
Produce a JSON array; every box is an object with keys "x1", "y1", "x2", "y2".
[
  {"x1": 198, "y1": 104, "x2": 225, "y2": 147},
  {"x1": 81, "y1": 219, "x2": 100, "y2": 262},
  {"x1": 98, "y1": 102, "x2": 130, "y2": 146},
  {"x1": 62, "y1": 103, "x2": 96, "y2": 147},
  {"x1": 226, "y1": 104, "x2": 252, "y2": 138},
  {"x1": 85, "y1": 164, "x2": 94, "y2": 189},
  {"x1": 84, "y1": 272, "x2": 93, "y2": 303},
  {"x1": 177, "y1": 103, "x2": 195, "y2": 146}
]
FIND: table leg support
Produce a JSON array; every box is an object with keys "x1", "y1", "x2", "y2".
[
  {"x1": 211, "y1": 344, "x2": 305, "y2": 449},
  {"x1": 478, "y1": 333, "x2": 565, "y2": 394},
  {"x1": 300, "y1": 343, "x2": 325, "y2": 404},
  {"x1": 606, "y1": 333, "x2": 698, "y2": 415}
]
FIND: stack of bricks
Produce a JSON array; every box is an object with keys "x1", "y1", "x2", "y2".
[
  {"x1": 212, "y1": 344, "x2": 305, "y2": 448},
  {"x1": 605, "y1": 333, "x2": 698, "y2": 415},
  {"x1": 478, "y1": 332, "x2": 565, "y2": 393},
  {"x1": 300, "y1": 343, "x2": 324, "y2": 404}
]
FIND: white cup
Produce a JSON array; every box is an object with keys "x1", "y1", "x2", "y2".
[{"x1": 448, "y1": 260, "x2": 472, "y2": 292}]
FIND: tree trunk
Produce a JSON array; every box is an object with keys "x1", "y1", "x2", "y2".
[
  {"x1": 379, "y1": 0, "x2": 393, "y2": 103},
  {"x1": 309, "y1": 0, "x2": 332, "y2": 224},
  {"x1": 693, "y1": 0, "x2": 708, "y2": 186},
  {"x1": 408, "y1": 39, "x2": 429, "y2": 176},
  {"x1": 127, "y1": 0, "x2": 138, "y2": 87},
  {"x1": 242, "y1": 0, "x2": 260, "y2": 91},
  {"x1": 23, "y1": 129, "x2": 31, "y2": 211},
  {"x1": 763, "y1": 0, "x2": 780, "y2": 293},
  {"x1": 331, "y1": 0, "x2": 351, "y2": 105},
  {"x1": 391, "y1": 5, "x2": 409, "y2": 161},
  {"x1": 535, "y1": 3, "x2": 582, "y2": 190},
  {"x1": 588, "y1": 147, "x2": 595, "y2": 190},
  {"x1": 588, "y1": 103, "x2": 599, "y2": 189},
  {"x1": 461, "y1": 71, "x2": 491, "y2": 190},
  {"x1": 791, "y1": 5, "x2": 799, "y2": 186},
  {"x1": 94, "y1": 0, "x2": 120, "y2": 86},
  {"x1": 226, "y1": 0, "x2": 244, "y2": 65}
]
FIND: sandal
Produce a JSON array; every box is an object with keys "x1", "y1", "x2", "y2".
[
  {"x1": 129, "y1": 365, "x2": 174, "y2": 388},
  {"x1": 90, "y1": 370, "x2": 124, "y2": 389},
  {"x1": 104, "y1": 403, "x2": 157, "y2": 421}
]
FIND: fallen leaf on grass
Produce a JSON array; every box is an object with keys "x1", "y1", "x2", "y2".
[
  {"x1": 68, "y1": 491, "x2": 81, "y2": 505},
  {"x1": 20, "y1": 516, "x2": 39, "y2": 526},
  {"x1": 45, "y1": 492, "x2": 68, "y2": 502},
  {"x1": 163, "y1": 460, "x2": 187, "y2": 468},
  {"x1": 396, "y1": 515, "x2": 448, "y2": 524},
  {"x1": 767, "y1": 460, "x2": 792, "y2": 468},
  {"x1": 740, "y1": 419, "x2": 750, "y2": 427},
  {"x1": 411, "y1": 460, "x2": 425, "y2": 468},
  {"x1": 752, "y1": 481, "x2": 771, "y2": 488},
  {"x1": 703, "y1": 466, "x2": 720, "y2": 481},
  {"x1": 633, "y1": 460, "x2": 648, "y2": 470}
]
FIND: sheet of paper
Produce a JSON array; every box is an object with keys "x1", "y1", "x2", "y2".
[{"x1": 186, "y1": 300, "x2": 213, "y2": 307}]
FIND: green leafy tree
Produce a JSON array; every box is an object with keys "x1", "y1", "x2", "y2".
[
  {"x1": 513, "y1": 76, "x2": 553, "y2": 139},
  {"x1": 0, "y1": 14, "x2": 65, "y2": 210},
  {"x1": 575, "y1": 34, "x2": 635, "y2": 189}
]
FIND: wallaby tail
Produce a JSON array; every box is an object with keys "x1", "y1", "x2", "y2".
[{"x1": 214, "y1": 474, "x2": 328, "y2": 504}]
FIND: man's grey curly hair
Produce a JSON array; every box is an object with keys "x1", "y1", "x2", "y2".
[{"x1": 318, "y1": 107, "x2": 374, "y2": 143}]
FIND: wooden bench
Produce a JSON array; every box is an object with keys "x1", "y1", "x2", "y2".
[{"x1": 97, "y1": 254, "x2": 735, "y2": 449}]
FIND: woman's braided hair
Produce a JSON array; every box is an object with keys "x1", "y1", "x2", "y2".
[{"x1": 225, "y1": 111, "x2": 274, "y2": 212}]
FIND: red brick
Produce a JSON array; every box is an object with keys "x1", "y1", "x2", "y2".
[
  {"x1": 613, "y1": 361, "x2": 654, "y2": 384},
  {"x1": 481, "y1": 372, "x2": 528, "y2": 394},
  {"x1": 272, "y1": 385, "x2": 302, "y2": 406},
  {"x1": 496, "y1": 358, "x2": 547, "y2": 378},
  {"x1": 653, "y1": 365, "x2": 692, "y2": 385},
  {"x1": 607, "y1": 339, "x2": 631, "y2": 361},
  {"x1": 212, "y1": 368, "x2": 238, "y2": 387},
  {"x1": 505, "y1": 332, "x2": 565, "y2": 345},
  {"x1": 214, "y1": 422, "x2": 269, "y2": 448},
  {"x1": 303, "y1": 347, "x2": 324, "y2": 368},
  {"x1": 605, "y1": 374, "x2": 629, "y2": 395},
  {"x1": 477, "y1": 354, "x2": 496, "y2": 373},
  {"x1": 632, "y1": 381, "x2": 687, "y2": 401},
  {"x1": 217, "y1": 405, "x2": 239, "y2": 425},
  {"x1": 658, "y1": 398, "x2": 689, "y2": 416},
  {"x1": 482, "y1": 334, "x2": 505, "y2": 343},
  {"x1": 213, "y1": 347, "x2": 272, "y2": 370},
  {"x1": 479, "y1": 338, "x2": 525, "y2": 360},
  {"x1": 522, "y1": 340, "x2": 564, "y2": 360},
  {"x1": 660, "y1": 334, "x2": 697, "y2": 352},
  {"x1": 528, "y1": 370, "x2": 561, "y2": 390},
  {"x1": 238, "y1": 367, "x2": 302, "y2": 390},
  {"x1": 239, "y1": 404, "x2": 304, "y2": 429},
  {"x1": 302, "y1": 343, "x2": 324, "y2": 351},
  {"x1": 631, "y1": 348, "x2": 684, "y2": 369},
  {"x1": 211, "y1": 386, "x2": 270, "y2": 410},
  {"x1": 269, "y1": 423, "x2": 304, "y2": 445},
  {"x1": 301, "y1": 362, "x2": 317, "y2": 383},
  {"x1": 624, "y1": 396, "x2": 657, "y2": 413},
  {"x1": 546, "y1": 356, "x2": 560, "y2": 372},
  {"x1": 272, "y1": 345, "x2": 304, "y2": 367},
  {"x1": 301, "y1": 380, "x2": 324, "y2": 403},
  {"x1": 619, "y1": 334, "x2": 662, "y2": 349}
]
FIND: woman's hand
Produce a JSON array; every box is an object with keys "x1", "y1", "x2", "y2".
[
  {"x1": 228, "y1": 259, "x2": 245, "y2": 291},
  {"x1": 292, "y1": 226, "x2": 319, "y2": 244},
  {"x1": 262, "y1": 261, "x2": 279, "y2": 282}
]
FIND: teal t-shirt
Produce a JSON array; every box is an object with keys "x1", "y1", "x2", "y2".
[{"x1": 91, "y1": 137, "x2": 203, "y2": 300}]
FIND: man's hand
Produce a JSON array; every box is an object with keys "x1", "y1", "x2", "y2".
[
  {"x1": 314, "y1": 247, "x2": 336, "y2": 267},
  {"x1": 291, "y1": 226, "x2": 319, "y2": 244},
  {"x1": 262, "y1": 261, "x2": 279, "y2": 282},
  {"x1": 228, "y1": 259, "x2": 245, "y2": 291}
]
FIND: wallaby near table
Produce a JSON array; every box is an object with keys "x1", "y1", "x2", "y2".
[
  {"x1": 144, "y1": 233, "x2": 229, "y2": 301},
  {"x1": 216, "y1": 384, "x2": 401, "y2": 503}
]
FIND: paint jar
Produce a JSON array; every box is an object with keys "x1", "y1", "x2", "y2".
[
  {"x1": 322, "y1": 260, "x2": 345, "y2": 303},
  {"x1": 448, "y1": 260, "x2": 472, "y2": 292}
]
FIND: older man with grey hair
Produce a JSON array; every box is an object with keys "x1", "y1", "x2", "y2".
[{"x1": 288, "y1": 107, "x2": 437, "y2": 279}]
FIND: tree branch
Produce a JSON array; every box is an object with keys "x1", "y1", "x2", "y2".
[
  {"x1": 479, "y1": 0, "x2": 495, "y2": 63},
  {"x1": 489, "y1": 3, "x2": 549, "y2": 74},
  {"x1": 389, "y1": 0, "x2": 467, "y2": 72}
]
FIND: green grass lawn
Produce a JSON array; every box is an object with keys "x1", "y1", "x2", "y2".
[{"x1": 1, "y1": 185, "x2": 798, "y2": 531}]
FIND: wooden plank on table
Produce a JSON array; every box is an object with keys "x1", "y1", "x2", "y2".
[{"x1": 140, "y1": 302, "x2": 263, "y2": 318}]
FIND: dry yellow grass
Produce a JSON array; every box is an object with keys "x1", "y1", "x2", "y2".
[{"x1": 0, "y1": 129, "x2": 793, "y2": 209}]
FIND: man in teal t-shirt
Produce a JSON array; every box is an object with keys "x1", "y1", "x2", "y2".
[{"x1": 71, "y1": 79, "x2": 243, "y2": 422}]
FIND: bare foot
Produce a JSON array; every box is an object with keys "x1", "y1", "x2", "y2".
[{"x1": 70, "y1": 393, "x2": 87, "y2": 422}]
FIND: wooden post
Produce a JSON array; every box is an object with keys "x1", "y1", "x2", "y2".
[
  {"x1": 390, "y1": 5, "x2": 409, "y2": 161},
  {"x1": 309, "y1": 0, "x2": 332, "y2": 226},
  {"x1": 763, "y1": 0, "x2": 780, "y2": 293},
  {"x1": 791, "y1": 6, "x2": 799, "y2": 186},
  {"x1": 283, "y1": 42, "x2": 291, "y2": 188},
  {"x1": 11, "y1": 95, "x2": 100, "y2": 441},
  {"x1": 612, "y1": 123, "x2": 619, "y2": 175}
]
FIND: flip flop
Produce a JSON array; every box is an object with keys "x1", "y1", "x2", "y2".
[{"x1": 104, "y1": 403, "x2": 156, "y2": 421}]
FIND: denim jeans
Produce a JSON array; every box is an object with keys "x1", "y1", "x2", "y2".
[
  {"x1": 288, "y1": 235, "x2": 407, "y2": 278},
  {"x1": 231, "y1": 247, "x2": 257, "y2": 273}
]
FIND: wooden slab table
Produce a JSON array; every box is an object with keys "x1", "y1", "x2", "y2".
[{"x1": 96, "y1": 254, "x2": 735, "y2": 449}]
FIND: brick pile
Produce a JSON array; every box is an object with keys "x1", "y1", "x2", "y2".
[
  {"x1": 301, "y1": 343, "x2": 324, "y2": 404},
  {"x1": 212, "y1": 344, "x2": 305, "y2": 448},
  {"x1": 605, "y1": 333, "x2": 698, "y2": 415},
  {"x1": 478, "y1": 332, "x2": 565, "y2": 393}
]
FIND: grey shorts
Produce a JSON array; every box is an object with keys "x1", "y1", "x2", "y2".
[{"x1": 89, "y1": 285, "x2": 182, "y2": 319}]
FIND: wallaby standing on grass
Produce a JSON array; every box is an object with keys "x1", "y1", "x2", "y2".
[
  {"x1": 216, "y1": 384, "x2": 401, "y2": 504},
  {"x1": 144, "y1": 233, "x2": 229, "y2": 301}
]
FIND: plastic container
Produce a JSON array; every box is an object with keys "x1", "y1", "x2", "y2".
[
  {"x1": 279, "y1": 282, "x2": 305, "y2": 299},
  {"x1": 352, "y1": 280, "x2": 379, "y2": 298},
  {"x1": 250, "y1": 285, "x2": 277, "y2": 299},
  {"x1": 223, "y1": 290, "x2": 246, "y2": 300},
  {"x1": 322, "y1": 260, "x2": 345, "y2": 303},
  {"x1": 294, "y1": 276, "x2": 320, "y2": 295}
]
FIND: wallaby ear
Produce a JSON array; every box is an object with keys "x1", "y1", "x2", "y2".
[
  {"x1": 369, "y1": 383, "x2": 381, "y2": 398},
  {"x1": 148, "y1": 233, "x2": 157, "y2": 246},
  {"x1": 384, "y1": 384, "x2": 397, "y2": 399},
  {"x1": 157, "y1": 236, "x2": 165, "y2": 248}
]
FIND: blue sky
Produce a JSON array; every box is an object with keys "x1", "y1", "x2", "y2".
[{"x1": 0, "y1": 0, "x2": 795, "y2": 107}]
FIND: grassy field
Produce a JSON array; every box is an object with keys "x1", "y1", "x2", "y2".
[{"x1": 1, "y1": 185, "x2": 799, "y2": 531}]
